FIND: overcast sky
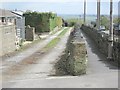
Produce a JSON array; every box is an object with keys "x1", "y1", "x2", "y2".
[{"x1": 0, "y1": 0, "x2": 119, "y2": 15}]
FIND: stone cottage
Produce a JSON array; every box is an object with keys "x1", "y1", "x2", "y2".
[
  {"x1": 0, "y1": 9, "x2": 25, "y2": 56},
  {"x1": 0, "y1": 9, "x2": 17, "y2": 56}
]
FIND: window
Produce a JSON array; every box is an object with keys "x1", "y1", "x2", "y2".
[
  {"x1": 14, "y1": 19, "x2": 16, "y2": 25},
  {"x1": 2, "y1": 17, "x2": 5, "y2": 22}
]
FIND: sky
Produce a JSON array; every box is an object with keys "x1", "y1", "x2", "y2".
[{"x1": 0, "y1": 0, "x2": 119, "y2": 15}]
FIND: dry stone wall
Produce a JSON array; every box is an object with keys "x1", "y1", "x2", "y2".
[
  {"x1": 66, "y1": 26, "x2": 87, "y2": 75},
  {"x1": 55, "y1": 25, "x2": 87, "y2": 76},
  {"x1": 81, "y1": 25, "x2": 120, "y2": 66},
  {"x1": 25, "y1": 25, "x2": 35, "y2": 41}
]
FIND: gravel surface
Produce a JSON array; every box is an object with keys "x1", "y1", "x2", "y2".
[{"x1": 1, "y1": 28, "x2": 118, "y2": 88}]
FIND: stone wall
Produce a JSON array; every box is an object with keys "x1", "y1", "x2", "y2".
[
  {"x1": 81, "y1": 25, "x2": 120, "y2": 66},
  {"x1": 66, "y1": 28, "x2": 87, "y2": 75},
  {"x1": 0, "y1": 25, "x2": 16, "y2": 56},
  {"x1": 25, "y1": 25, "x2": 35, "y2": 41},
  {"x1": 55, "y1": 25, "x2": 87, "y2": 76}
]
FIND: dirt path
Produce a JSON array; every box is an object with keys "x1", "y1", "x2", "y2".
[
  {"x1": 2, "y1": 27, "x2": 72, "y2": 88},
  {"x1": 1, "y1": 27, "x2": 67, "y2": 88},
  {"x1": 2, "y1": 28, "x2": 118, "y2": 88},
  {"x1": 1, "y1": 27, "x2": 67, "y2": 70}
]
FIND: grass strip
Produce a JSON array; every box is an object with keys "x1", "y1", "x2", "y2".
[{"x1": 43, "y1": 27, "x2": 70, "y2": 51}]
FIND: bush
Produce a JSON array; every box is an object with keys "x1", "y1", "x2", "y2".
[
  {"x1": 69, "y1": 22, "x2": 76, "y2": 27},
  {"x1": 23, "y1": 12, "x2": 63, "y2": 33},
  {"x1": 66, "y1": 18, "x2": 83, "y2": 27},
  {"x1": 100, "y1": 16, "x2": 109, "y2": 29}
]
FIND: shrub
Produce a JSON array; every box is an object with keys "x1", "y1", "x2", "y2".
[{"x1": 23, "y1": 12, "x2": 63, "y2": 33}]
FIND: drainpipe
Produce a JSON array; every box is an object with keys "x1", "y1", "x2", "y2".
[
  {"x1": 84, "y1": 0, "x2": 86, "y2": 25},
  {"x1": 107, "y1": 0, "x2": 113, "y2": 60},
  {"x1": 97, "y1": 0, "x2": 100, "y2": 30}
]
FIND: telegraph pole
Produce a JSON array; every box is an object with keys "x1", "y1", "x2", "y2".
[
  {"x1": 118, "y1": 1, "x2": 120, "y2": 43},
  {"x1": 84, "y1": 0, "x2": 86, "y2": 25},
  {"x1": 97, "y1": 0, "x2": 100, "y2": 30},
  {"x1": 108, "y1": 0, "x2": 113, "y2": 60}
]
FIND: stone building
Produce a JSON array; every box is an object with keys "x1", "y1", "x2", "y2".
[
  {"x1": 0, "y1": 9, "x2": 25, "y2": 56},
  {"x1": 0, "y1": 9, "x2": 16, "y2": 56}
]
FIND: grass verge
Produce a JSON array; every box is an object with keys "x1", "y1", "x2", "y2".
[{"x1": 43, "y1": 27, "x2": 70, "y2": 51}]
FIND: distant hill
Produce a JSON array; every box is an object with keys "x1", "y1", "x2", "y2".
[{"x1": 58, "y1": 14, "x2": 118, "y2": 24}]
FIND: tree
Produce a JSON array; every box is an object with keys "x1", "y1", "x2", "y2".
[
  {"x1": 118, "y1": 18, "x2": 120, "y2": 24},
  {"x1": 100, "y1": 15, "x2": 109, "y2": 29},
  {"x1": 113, "y1": 17, "x2": 120, "y2": 24}
]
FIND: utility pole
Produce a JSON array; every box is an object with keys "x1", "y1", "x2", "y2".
[
  {"x1": 108, "y1": 0, "x2": 113, "y2": 60},
  {"x1": 84, "y1": 0, "x2": 86, "y2": 25},
  {"x1": 118, "y1": 1, "x2": 120, "y2": 43},
  {"x1": 97, "y1": 0, "x2": 100, "y2": 30}
]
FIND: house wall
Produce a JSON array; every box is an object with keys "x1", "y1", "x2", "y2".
[
  {"x1": 0, "y1": 25, "x2": 16, "y2": 56},
  {"x1": 16, "y1": 17, "x2": 25, "y2": 40},
  {"x1": 0, "y1": 17, "x2": 2, "y2": 25},
  {"x1": 0, "y1": 17, "x2": 15, "y2": 25},
  {"x1": 0, "y1": 27, "x2": 2, "y2": 56}
]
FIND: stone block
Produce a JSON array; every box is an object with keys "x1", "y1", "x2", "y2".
[
  {"x1": 68, "y1": 39, "x2": 87, "y2": 75},
  {"x1": 25, "y1": 25, "x2": 35, "y2": 41}
]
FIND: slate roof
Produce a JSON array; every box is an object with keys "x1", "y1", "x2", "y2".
[{"x1": 0, "y1": 9, "x2": 16, "y2": 17}]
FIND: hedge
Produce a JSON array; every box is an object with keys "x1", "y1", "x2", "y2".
[{"x1": 23, "y1": 12, "x2": 63, "y2": 33}]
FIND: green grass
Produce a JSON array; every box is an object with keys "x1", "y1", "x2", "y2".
[
  {"x1": 50, "y1": 27, "x2": 64, "y2": 35},
  {"x1": 44, "y1": 37, "x2": 60, "y2": 50},
  {"x1": 19, "y1": 27, "x2": 69, "y2": 52},
  {"x1": 43, "y1": 27, "x2": 70, "y2": 51},
  {"x1": 58, "y1": 28, "x2": 69, "y2": 37}
]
